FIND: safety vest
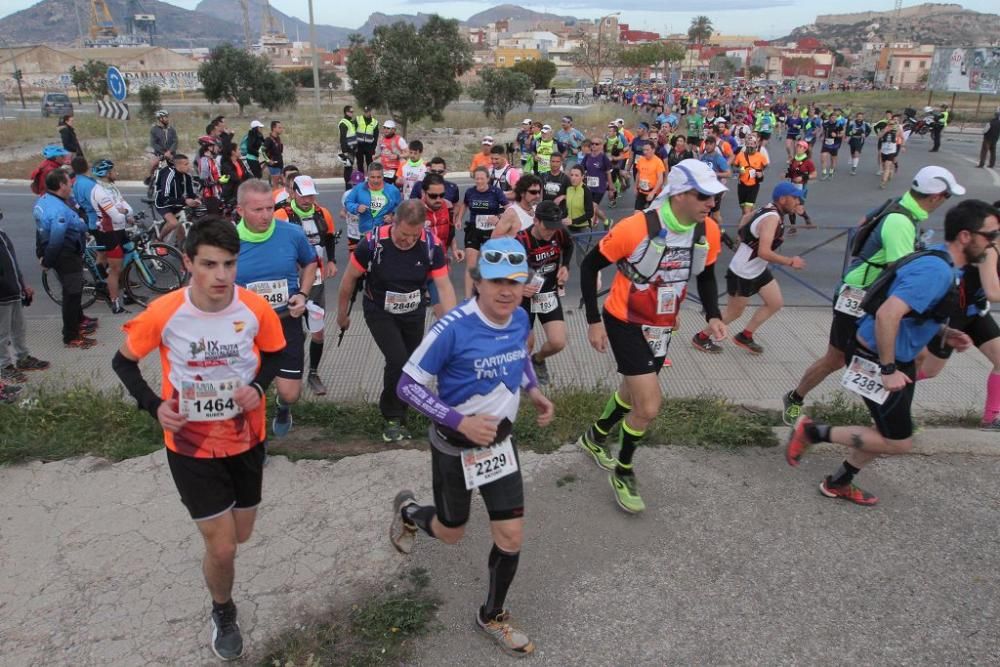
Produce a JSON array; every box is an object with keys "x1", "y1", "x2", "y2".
[
  {"x1": 535, "y1": 139, "x2": 556, "y2": 173},
  {"x1": 339, "y1": 118, "x2": 357, "y2": 148},
  {"x1": 356, "y1": 116, "x2": 378, "y2": 145}
]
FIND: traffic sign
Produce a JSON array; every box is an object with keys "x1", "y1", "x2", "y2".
[
  {"x1": 97, "y1": 99, "x2": 129, "y2": 120},
  {"x1": 106, "y1": 66, "x2": 127, "y2": 101}
]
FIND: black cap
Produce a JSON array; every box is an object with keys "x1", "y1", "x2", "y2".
[{"x1": 534, "y1": 201, "x2": 564, "y2": 229}]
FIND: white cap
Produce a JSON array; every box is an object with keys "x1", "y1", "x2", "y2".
[
  {"x1": 292, "y1": 175, "x2": 318, "y2": 197},
  {"x1": 911, "y1": 166, "x2": 965, "y2": 196},
  {"x1": 384, "y1": 119, "x2": 397, "y2": 129},
  {"x1": 482, "y1": 135, "x2": 495, "y2": 145},
  {"x1": 666, "y1": 159, "x2": 728, "y2": 197},
  {"x1": 250, "y1": 120, "x2": 264, "y2": 129},
  {"x1": 541, "y1": 124, "x2": 552, "y2": 132},
  {"x1": 614, "y1": 118, "x2": 625, "y2": 126},
  {"x1": 522, "y1": 118, "x2": 531, "y2": 125}
]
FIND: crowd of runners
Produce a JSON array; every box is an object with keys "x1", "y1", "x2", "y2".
[{"x1": 13, "y1": 84, "x2": 1000, "y2": 661}]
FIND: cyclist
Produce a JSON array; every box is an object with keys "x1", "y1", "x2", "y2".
[
  {"x1": 846, "y1": 111, "x2": 872, "y2": 176},
  {"x1": 70, "y1": 156, "x2": 99, "y2": 237},
  {"x1": 456, "y1": 166, "x2": 509, "y2": 298},
  {"x1": 234, "y1": 179, "x2": 317, "y2": 438},
  {"x1": 377, "y1": 120, "x2": 407, "y2": 187},
  {"x1": 148, "y1": 110, "x2": 177, "y2": 177},
  {"x1": 785, "y1": 200, "x2": 996, "y2": 506},
  {"x1": 515, "y1": 200, "x2": 573, "y2": 385},
  {"x1": 336, "y1": 200, "x2": 456, "y2": 441},
  {"x1": 262, "y1": 121, "x2": 284, "y2": 186},
  {"x1": 34, "y1": 169, "x2": 94, "y2": 348},
  {"x1": 90, "y1": 158, "x2": 135, "y2": 314},
  {"x1": 273, "y1": 175, "x2": 338, "y2": 396},
  {"x1": 219, "y1": 143, "x2": 252, "y2": 216},
  {"x1": 154, "y1": 153, "x2": 201, "y2": 246},
  {"x1": 344, "y1": 163, "x2": 403, "y2": 247},
  {"x1": 30, "y1": 145, "x2": 71, "y2": 196},
  {"x1": 577, "y1": 160, "x2": 727, "y2": 513},
  {"x1": 389, "y1": 237, "x2": 554, "y2": 657},
  {"x1": 112, "y1": 217, "x2": 286, "y2": 660},
  {"x1": 197, "y1": 135, "x2": 223, "y2": 215},
  {"x1": 782, "y1": 166, "x2": 964, "y2": 424}
]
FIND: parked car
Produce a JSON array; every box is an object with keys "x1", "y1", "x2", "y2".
[{"x1": 41, "y1": 92, "x2": 73, "y2": 118}]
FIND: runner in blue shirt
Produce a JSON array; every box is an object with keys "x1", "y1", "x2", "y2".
[
  {"x1": 581, "y1": 137, "x2": 613, "y2": 227},
  {"x1": 389, "y1": 237, "x2": 554, "y2": 658},
  {"x1": 554, "y1": 116, "x2": 586, "y2": 164}
]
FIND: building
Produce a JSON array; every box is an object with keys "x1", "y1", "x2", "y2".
[
  {"x1": 747, "y1": 39, "x2": 835, "y2": 83},
  {"x1": 876, "y1": 44, "x2": 935, "y2": 88},
  {"x1": 493, "y1": 47, "x2": 541, "y2": 68}
]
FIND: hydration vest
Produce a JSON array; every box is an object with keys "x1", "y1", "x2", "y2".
[{"x1": 737, "y1": 205, "x2": 785, "y2": 260}]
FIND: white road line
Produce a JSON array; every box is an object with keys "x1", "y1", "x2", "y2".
[{"x1": 958, "y1": 155, "x2": 1000, "y2": 188}]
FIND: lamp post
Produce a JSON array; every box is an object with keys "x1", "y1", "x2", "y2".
[
  {"x1": 596, "y1": 12, "x2": 620, "y2": 85},
  {"x1": 308, "y1": 0, "x2": 321, "y2": 111}
]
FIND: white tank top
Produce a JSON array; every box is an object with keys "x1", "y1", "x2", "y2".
[{"x1": 513, "y1": 203, "x2": 534, "y2": 231}]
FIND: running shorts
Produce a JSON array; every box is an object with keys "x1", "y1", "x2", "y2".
[
  {"x1": 829, "y1": 308, "x2": 861, "y2": 353},
  {"x1": 726, "y1": 268, "x2": 774, "y2": 298},
  {"x1": 463, "y1": 225, "x2": 492, "y2": 251},
  {"x1": 853, "y1": 343, "x2": 916, "y2": 441},
  {"x1": 277, "y1": 313, "x2": 306, "y2": 379},
  {"x1": 430, "y1": 439, "x2": 524, "y2": 527},
  {"x1": 603, "y1": 309, "x2": 670, "y2": 376},
  {"x1": 737, "y1": 183, "x2": 760, "y2": 208},
  {"x1": 821, "y1": 142, "x2": 841, "y2": 156},
  {"x1": 521, "y1": 292, "x2": 564, "y2": 326},
  {"x1": 166, "y1": 442, "x2": 266, "y2": 521},
  {"x1": 927, "y1": 313, "x2": 999, "y2": 359}
]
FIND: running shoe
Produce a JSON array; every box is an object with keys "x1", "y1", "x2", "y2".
[
  {"x1": 819, "y1": 478, "x2": 879, "y2": 506},
  {"x1": 389, "y1": 490, "x2": 419, "y2": 555},
  {"x1": 850, "y1": 166, "x2": 857, "y2": 175},
  {"x1": 476, "y1": 609, "x2": 535, "y2": 658},
  {"x1": 110, "y1": 300, "x2": 128, "y2": 315},
  {"x1": 81, "y1": 315, "x2": 99, "y2": 327},
  {"x1": 609, "y1": 470, "x2": 645, "y2": 513},
  {"x1": 733, "y1": 332, "x2": 763, "y2": 355},
  {"x1": 307, "y1": 371, "x2": 327, "y2": 396},
  {"x1": 0, "y1": 383, "x2": 23, "y2": 404},
  {"x1": 979, "y1": 418, "x2": 1000, "y2": 432},
  {"x1": 80, "y1": 321, "x2": 97, "y2": 335},
  {"x1": 1, "y1": 365, "x2": 28, "y2": 384},
  {"x1": 272, "y1": 405, "x2": 292, "y2": 437},
  {"x1": 576, "y1": 426, "x2": 616, "y2": 471},
  {"x1": 663, "y1": 357, "x2": 672, "y2": 368},
  {"x1": 64, "y1": 336, "x2": 97, "y2": 349},
  {"x1": 785, "y1": 414, "x2": 815, "y2": 467},
  {"x1": 691, "y1": 333, "x2": 722, "y2": 354},
  {"x1": 210, "y1": 601, "x2": 245, "y2": 661},
  {"x1": 16, "y1": 356, "x2": 50, "y2": 372},
  {"x1": 781, "y1": 391, "x2": 803, "y2": 426},
  {"x1": 382, "y1": 419, "x2": 404, "y2": 442},
  {"x1": 531, "y1": 356, "x2": 550, "y2": 386}
]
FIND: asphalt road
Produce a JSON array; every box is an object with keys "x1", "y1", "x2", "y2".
[{"x1": 2, "y1": 130, "x2": 996, "y2": 321}]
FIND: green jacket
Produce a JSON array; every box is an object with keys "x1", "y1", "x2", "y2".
[{"x1": 842, "y1": 191, "x2": 929, "y2": 289}]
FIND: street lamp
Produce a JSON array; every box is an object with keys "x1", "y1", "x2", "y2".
[
  {"x1": 308, "y1": 0, "x2": 321, "y2": 111},
  {"x1": 596, "y1": 12, "x2": 620, "y2": 85}
]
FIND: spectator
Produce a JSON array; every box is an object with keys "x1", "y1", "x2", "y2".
[
  {"x1": 263, "y1": 120, "x2": 285, "y2": 185},
  {"x1": 59, "y1": 115, "x2": 83, "y2": 158},
  {"x1": 979, "y1": 108, "x2": 1000, "y2": 169},
  {"x1": 0, "y1": 210, "x2": 50, "y2": 386}
]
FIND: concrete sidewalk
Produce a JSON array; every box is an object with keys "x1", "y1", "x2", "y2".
[{"x1": 14, "y1": 304, "x2": 991, "y2": 416}]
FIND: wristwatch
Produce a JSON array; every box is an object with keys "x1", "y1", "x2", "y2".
[{"x1": 879, "y1": 362, "x2": 897, "y2": 376}]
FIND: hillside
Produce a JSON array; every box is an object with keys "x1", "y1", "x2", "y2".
[
  {"x1": 775, "y1": 4, "x2": 1000, "y2": 52},
  {"x1": 192, "y1": 0, "x2": 354, "y2": 48},
  {"x1": 465, "y1": 4, "x2": 575, "y2": 26}
]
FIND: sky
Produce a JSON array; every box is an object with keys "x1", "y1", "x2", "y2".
[{"x1": 2, "y1": 0, "x2": 997, "y2": 39}]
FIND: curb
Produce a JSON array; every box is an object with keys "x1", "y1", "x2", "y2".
[{"x1": 771, "y1": 426, "x2": 1000, "y2": 457}]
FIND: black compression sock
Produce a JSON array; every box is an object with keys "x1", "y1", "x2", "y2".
[
  {"x1": 616, "y1": 420, "x2": 645, "y2": 468},
  {"x1": 402, "y1": 504, "x2": 436, "y2": 538},
  {"x1": 309, "y1": 340, "x2": 324, "y2": 373},
  {"x1": 595, "y1": 391, "x2": 632, "y2": 436},
  {"x1": 481, "y1": 544, "x2": 520, "y2": 621},
  {"x1": 828, "y1": 460, "x2": 860, "y2": 487},
  {"x1": 804, "y1": 422, "x2": 831, "y2": 443},
  {"x1": 787, "y1": 390, "x2": 804, "y2": 404}
]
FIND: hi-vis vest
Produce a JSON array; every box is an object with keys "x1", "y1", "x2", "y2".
[
  {"x1": 339, "y1": 118, "x2": 357, "y2": 148},
  {"x1": 536, "y1": 139, "x2": 556, "y2": 173},
  {"x1": 356, "y1": 116, "x2": 378, "y2": 145}
]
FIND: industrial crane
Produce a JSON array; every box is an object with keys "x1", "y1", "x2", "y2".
[{"x1": 89, "y1": 0, "x2": 117, "y2": 40}]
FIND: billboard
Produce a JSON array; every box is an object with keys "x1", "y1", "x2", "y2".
[{"x1": 928, "y1": 47, "x2": 1000, "y2": 94}]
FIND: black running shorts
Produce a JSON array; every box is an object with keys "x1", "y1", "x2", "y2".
[
  {"x1": 853, "y1": 344, "x2": 916, "y2": 441},
  {"x1": 829, "y1": 308, "x2": 861, "y2": 353},
  {"x1": 603, "y1": 309, "x2": 669, "y2": 376},
  {"x1": 726, "y1": 268, "x2": 774, "y2": 298},
  {"x1": 166, "y1": 443, "x2": 266, "y2": 521},
  {"x1": 927, "y1": 313, "x2": 999, "y2": 359},
  {"x1": 277, "y1": 313, "x2": 305, "y2": 379},
  {"x1": 431, "y1": 442, "x2": 524, "y2": 527}
]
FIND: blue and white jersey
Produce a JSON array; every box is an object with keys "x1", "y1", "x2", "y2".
[{"x1": 404, "y1": 299, "x2": 531, "y2": 424}]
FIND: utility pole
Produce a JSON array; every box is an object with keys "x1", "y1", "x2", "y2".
[{"x1": 308, "y1": 0, "x2": 321, "y2": 111}]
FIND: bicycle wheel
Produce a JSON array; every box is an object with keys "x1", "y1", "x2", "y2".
[
  {"x1": 42, "y1": 269, "x2": 99, "y2": 309},
  {"x1": 123, "y1": 254, "x2": 183, "y2": 307},
  {"x1": 148, "y1": 241, "x2": 189, "y2": 284}
]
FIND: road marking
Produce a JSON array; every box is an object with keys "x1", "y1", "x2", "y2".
[{"x1": 958, "y1": 155, "x2": 1000, "y2": 187}]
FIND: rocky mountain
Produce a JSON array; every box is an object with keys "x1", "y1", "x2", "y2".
[
  {"x1": 192, "y1": 0, "x2": 354, "y2": 48},
  {"x1": 465, "y1": 4, "x2": 575, "y2": 26},
  {"x1": 774, "y1": 4, "x2": 1000, "y2": 52}
]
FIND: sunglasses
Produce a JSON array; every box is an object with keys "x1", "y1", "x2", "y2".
[
  {"x1": 692, "y1": 191, "x2": 716, "y2": 201},
  {"x1": 482, "y1": 250, "x2": 526, "y2": 265},
  {"x1": 973, "y1": 230, "x2": 1000, "y2": 242},
  {"x1": 429, "y1": 169, "x2": 445, "y2": 175},
  {"x1": 526, "y1": 188, "x2": 542, "y2": 195},
  {"x1": 425, "y1": 192, "x2": 444, "y2": 200}
]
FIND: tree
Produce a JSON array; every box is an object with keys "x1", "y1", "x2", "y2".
[
  {"x1": 346, "y1": 15, "x2": 473, "y2": 136},
  {"x1": 748, "y1": 65, "x2": 766, "y2": 78},
  {"x1": 688, "y1": 16, "x2": 713, "y2": 45},
  {"x1": 784, "y1": 57, "x2": 816, "y2": 78},
  {"x1": 511, "y1": 59, "x2": 558, "y2": 90},
  {"x1": 198, "y1": 43, "x2": 295, "y2": 115},
  {"x1": 280, "y1": 68, "x2": 342, "y2": 89},
  {"x1": 137, "y1": 84, "x2": 162, "y2": 122},
  {"x1": 709, "y1": 55, "x2": 740, "y2": 79},
  {"x1": 467, "y1": 67, "x2": 534, "y2": 129},
  {"x1": 69, "y1": 60, "x2": 111, "y2": 101},
  {"x1": 569, "y1": 33, "x2": 622, "y2": 85}
]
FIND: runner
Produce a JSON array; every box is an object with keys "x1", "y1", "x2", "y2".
[
  {"x1": 344, "y1": 163, "x2": 402, "y2": 244},
  {"x1": 515, "y1": 201, "x2": 573, "y2": 385},
  {"x1": 272, "y1": 165, "x2": 299, "y2": 208},
  {"x1": 410, "y1": 157, "x2": 460, "y2": 206},
  {"x1": 273, "y1": 175, "x2": 338, "y2": 396},
  {"x1": 684, "y1": 107, "x2": 704, "y2": 147},
  {"x1": 698, "y1": 136, "x2": 732, "y2": 225},
  {"x1": 262, "y1": 121, "x2": 284, "y2": 186},
  {"x1": 515, "y1": 119, "x2": 535, "y2": 173},
  {"x1": 419, "y1": 173, "x2": 463, "y2": 317},
  {"x1": 400, "y1": 140, "x2": 427, "y2": 200},
  {"x1": 234, "y1": 179, "x2": 318, "y2": 438},
  {"x1": 877, "y1": 115, "x2": 905, "y2": 190},
  {"x1": 785, "y1": 200, "x2": 996, "y2": 505},
  {"x1": 785, "y1": 140, "x2": 817, "y2": 232},
  {"x1": 112, "y1": 217, "x2": 286, "y2": 660},
  {"x1": 754, "y1": 103, "x2": 777, "y2": 146},
  {"x1": 872, "y1": 110, "x2": 893, "y2": 175},
  {"x1": 455, "y1": 167, "x2": 509, "y2": 298},
  {"x1": 604, "y1": 123, "x2": 628, "y2": 208},
  {"x1": 781, "y1": 166, "x2": 965, "y2": 424},
  {"x1": 555, "y1": 116, "x2": 586, "y2": 163},
  {"x1": 492, "y1": 174, "x2": 542, "y2": 239},
  {"x1": 533, "y1": 125, "x2": 562, "y2": 175},
  {"x1": 539, "y1": 153, "x2": 570, "y2": 206},
  {"x1": 581, "y1": 137, "x2": 613, "y2": 227},
  {"x1": 489, "y1": 145, "x2": 521, "y2": 201},
  {"x1": 784, "y1": 112, "x2": 804, "y2": 161},
  {"x1": 377, "y1": 120, "x2": 407, "y2": 187},
  {"x1": 846, "y1": 112, "x2": 872, "y2": 176},
  {"x1": 336, "y1": 200, "x2": 456, "y2": 441},
  {"x1": 577, "y1": 160, "x2": 727, "y2": 512},
  {"x1": 469, "y1": 136, "x2": 494, "y2": 177},
  {"x1": 389, "y1": 237, "x2": 554, "y2": 657},
  {"x1": 90, "y1": 158, "x2": 134, "y2": 314},
  {"x1": 819, "y1": 110, "x2": 845, "y2": 180},
  {"x1": 732, "y1": 135, "x2": 768, "y2": 215},
  {"x1": 563, "y1": 165, "x2": 595, "y2": 232},
  {"x1": 633, "y1": 142, "x2": 666, "y2": 211},
  {"x1": 916, "y1": 200, "x2": 1000, "y2": 429}
]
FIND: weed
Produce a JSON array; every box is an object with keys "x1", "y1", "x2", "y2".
[{"x1": 556, "y1": 474, "x2": 578, "y2": 487}]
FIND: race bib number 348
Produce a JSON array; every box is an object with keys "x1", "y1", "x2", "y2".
[
  {"x1": 461, "y1": 438, "x2": 518, "y2": 490},
  {"x1": 246, "y1": 279, "x2": 288, "y2": 309}
]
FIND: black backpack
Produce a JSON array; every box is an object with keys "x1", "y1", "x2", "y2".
[
  {"x1": 859, "y1": 249, "x2": 960, "y2": 323},
  {"x1": 848, "y1": 198, "x2": 919, "y2": 268}
]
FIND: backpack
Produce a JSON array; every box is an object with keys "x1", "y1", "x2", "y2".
[
  {"x1": 859, "y1": 249, "x2": 959, "y2": 323},
  {"x1": 848, "y1": 198, "x2": 918, "y2": 267},
  {"x1": 737, "y1": 205, "x2": 784, "y2": 258},
  {"x1": 615, "y1": 210, "x2": 705, "y2": 284}
]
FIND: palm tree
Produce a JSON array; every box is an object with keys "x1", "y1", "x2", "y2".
[{"x1": 688, "y1": 16, "x2": 713, "y2": 45}]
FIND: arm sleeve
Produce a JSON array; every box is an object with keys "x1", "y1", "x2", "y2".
[
  {"x1": 521, "y1": 353, "x2": 538, "y2": 392},
  {"x1": 112, "y1": 351, "x2": 163, "y2": 420},
  {"x1": 396, "y1": 372, "x2": 464, "y2": 431},
  {"x1": 696, "y1": 260, "x2": 722, "y2": 322},
  {"x1": 250, "y1": 350, "x2": 282, "y2": 394},
  {"x1": 580, "y1": 245, "x2": 612, "y2": 324},
  {"x1": 322, "y1": 211, "x2": 338, "y2": 259}
]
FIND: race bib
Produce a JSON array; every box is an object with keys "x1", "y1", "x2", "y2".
[
  {"x1": 461, "y1": 438, "x2": 518, "y2": 490},
  {"x1": 834, "y1": 286, "x2": 866, "y2": 318},
  {"x1": 246, "y1": 278, "x2": 288, "y2": 309},
  {"x1": 824, "y1": 138, "x2": 835, "y2": 146},
  {"x1": 530, "y1": 291, "x2": 558, "y2": 314},
  {"x1": 475, "y1": 214, "x2": 495, "y2": 231},
  {"x1": 537, "y1": 155, "x2": 551, "y2": 170},
  {"x1": 881, "y1": 142, "x2": 897, "y2": 155},
  {"x1": 528, "y1": 273, "x2": 546, "y2": 290},
  {"x1": 383, "y1": 169, "x2": 396, "y2": 179},
  {"x1": 180, "y1": 377, "x2": 241, "y2": 422},
  {"x1": 544, "y1": 182, "x2": 561, "y2": 196},
  {"x1": 747, "y1": 169, "x2": 756, "y2": 179},
  {"x1": 656, "y1": 285, "x2": 676, "y2": 315},
  {"x1": 586, "y1": 176, "x2": 600, "y2": 188},
  {"x1": 384, "y1": 289, "x2": 421, "y2": 314},
  {"x1": 639, "y1": 179, "x2": 651, "y2": 192},
  {"x1": 840, "y1": 355, "x2": 889, "y2": 405},
  {"x1": 641, "y1": 325, "x2": 672, "y2": 358},
  {"x1": 347, "y1": 215, "x2": 360, "y2": 239}
]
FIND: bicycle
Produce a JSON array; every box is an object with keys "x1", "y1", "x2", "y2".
[{"x1": 42, "y1": 220, "x2": 184, "y2": 310}]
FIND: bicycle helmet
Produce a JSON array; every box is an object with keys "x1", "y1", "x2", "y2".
[
  {"x1": 42, "y1": 144, "x2": 69, "y2": 160},
  {"x1": 197, "y1": 134, "x2": 220, "y2": 146},
  {"x1": 155, "y1": 110, "x2": 169, "y2": 118},
  {"x1": 92, "y1": 158, "x2": 115, "y2": 177}
]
